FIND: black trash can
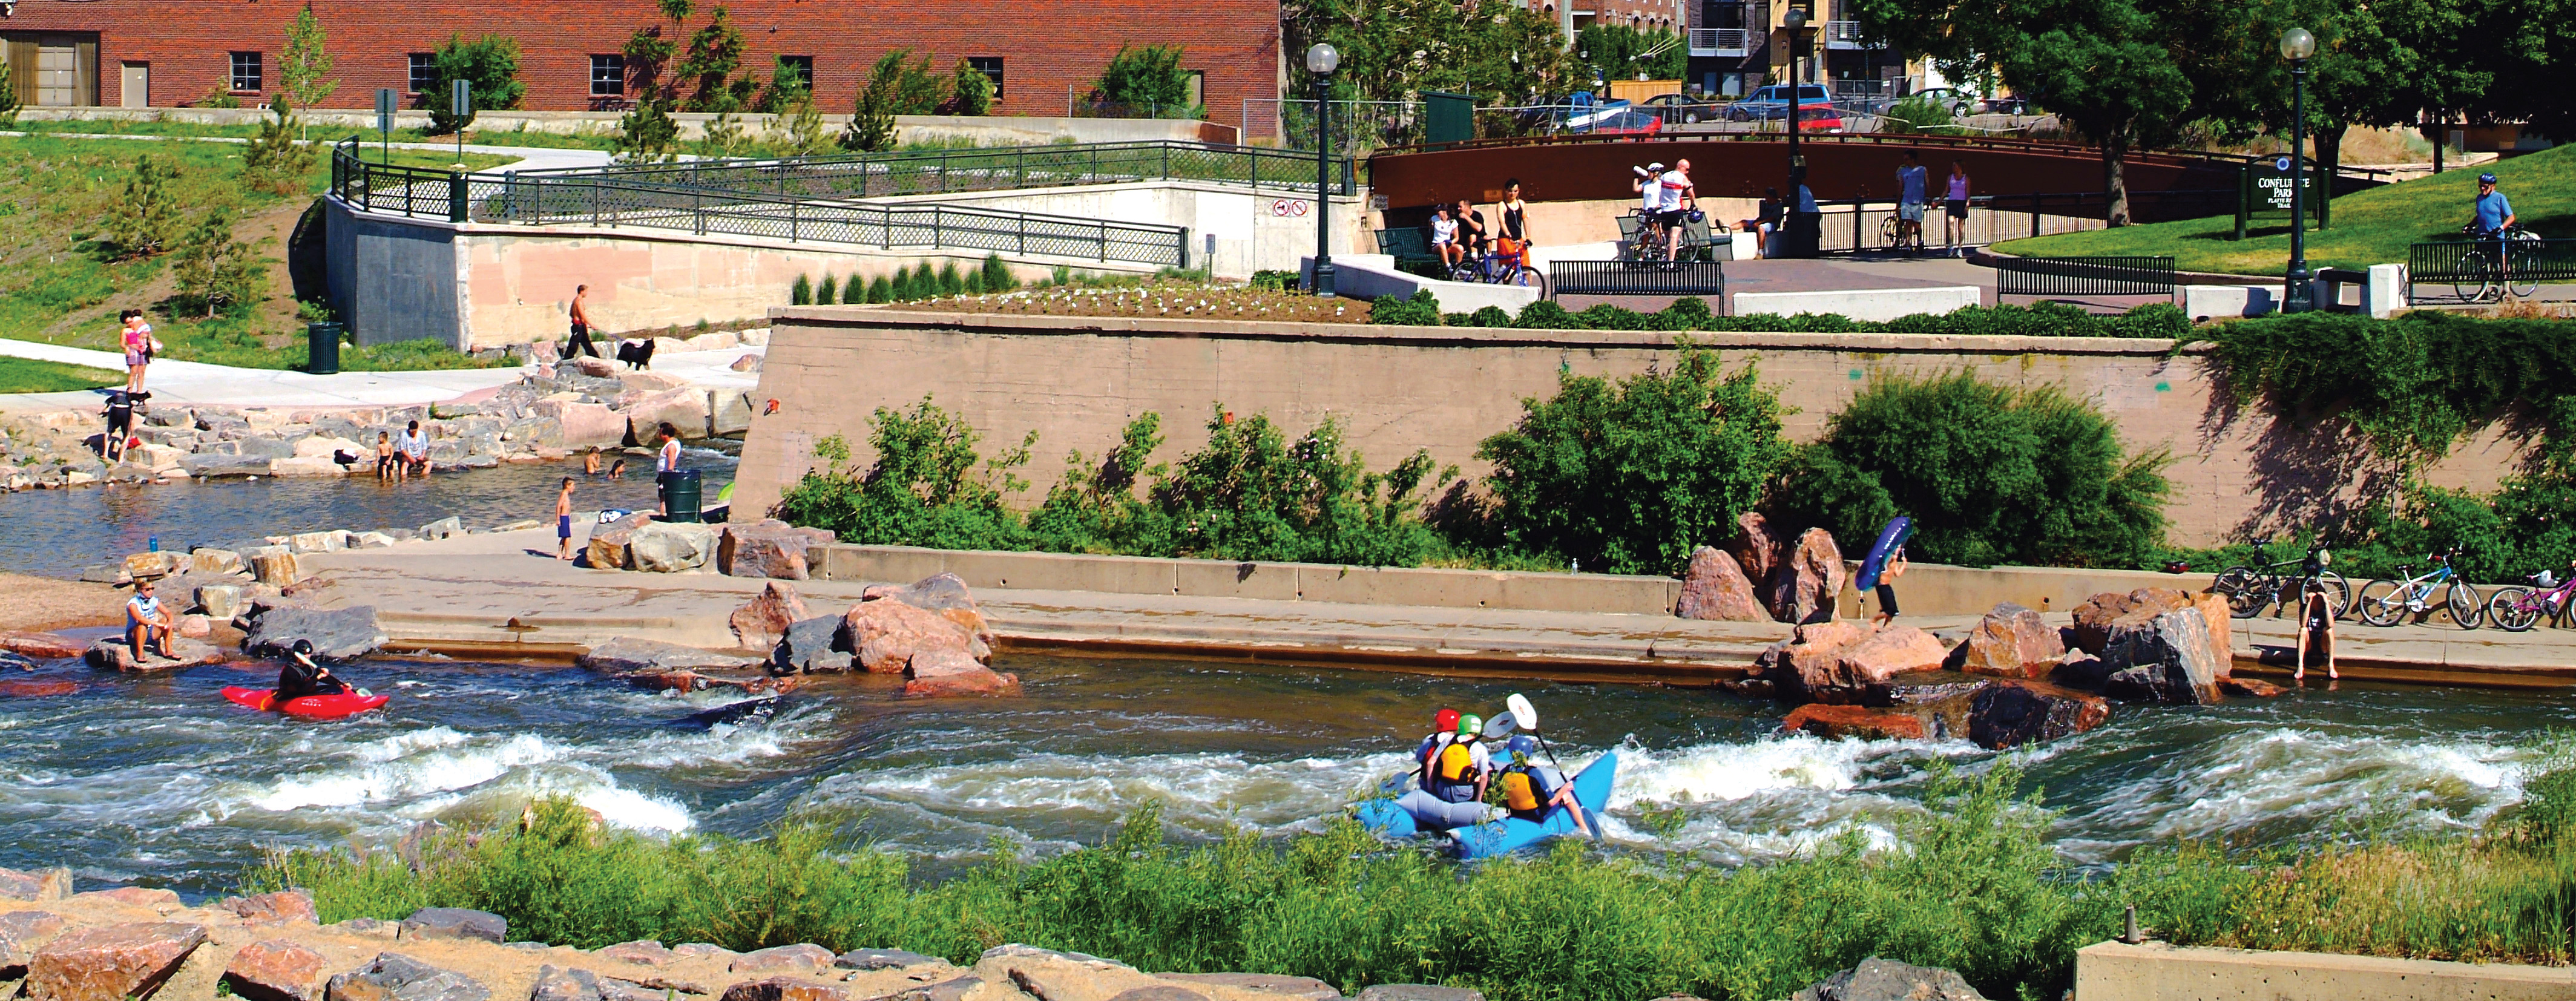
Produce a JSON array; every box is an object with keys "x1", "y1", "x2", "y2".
[
  {"x1": 1776, "y1": 211, "x2": 1824, "y2": 259},
  {"x1": 659, "y1": 468, "x2": 703, "y2": 523},
  {"x1": 307, "y1": 321, "x2": 344, "y2": 375}
]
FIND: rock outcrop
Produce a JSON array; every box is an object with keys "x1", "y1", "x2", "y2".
[
  {"x1": 1792, "y1": 957, "x2": 1988, "y2": 1001},
  {"x1": 240, "y1": 606, "x2": 388, "y2": 661},
  {"x1": 729, "y1": 944, "x2": 835, "y2": 974},
  {"x1": 1957, "y1": 602, "x2": 2064, "y2": 678},
  {"x1": 1675, "y1": 546, "x2": 1768, "y2": 621},
  {"x1": 26, "y1": 921, "x2": 208, "y2": 1001},
  {"x1": 835, "y1": 575, "x2": 1013, "y2": 696},
  {"x1": 1766, "y1": 527, "x2": 1845, "y2": 625},
  {"x1": 728, "y1": 582, "x2": 809, "y2": 649}
]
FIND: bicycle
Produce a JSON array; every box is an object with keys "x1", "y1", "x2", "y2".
[
  {"x1": 1448, "y1": 241, "x2": 1544, "y2": 289},
  {"x1": 2354, "y1": 547, "x2": 2482, "y2": 628},
  {"x1": 2454, "y1": 223, "x2": 2541, "y2": 302},
  {"x1": 2210, "y1": 537, "x2": 2349, "y2": 619},
  {"x1": 2483, "y1": 566, "x2": 2576, "y2": 631}
]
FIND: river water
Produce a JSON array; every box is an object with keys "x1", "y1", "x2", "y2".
[{"x1": 0, "y1": 463, "x2": 2561, "y2": 900}]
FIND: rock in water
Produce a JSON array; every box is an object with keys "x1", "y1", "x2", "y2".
[
  {"x1": 1767, "y1": 527, "x2": 1845, "y2": 625},
  {"x1": 396, "y1": 908, "x2": 506, "y2": 944},
  {"x1": 0, "y1": 865, "x2": 73, "y2": 901},
  {"x1": 2069, "y1": 588, "x2": 2192, "y2": 655},
  {"x1": 577, "y1": 638, "x2": 765, "y2": 676},
  {"x1": 729, "y1": 581, "x2": 810, "y2": 648},
  {"x1": 26, "y1": 922, "x2": 208, "y2": 1001},
  {"x1": 2222, "y1": 676, "x2": 2288, "y2": 698},
  {"x1": 1966, "y1": 680, "x2": 2110, "y2": 749},
  {"x1": 86, "y1": 637, "x2": 226, "y2": 673},
  {"x1": 1675, "y1": 546, "x2": 1767, "y2": 621},
  {"x1": 1828, "y1": 626, "x2": 1948, "y2": 689},
  {"x1": 2101, "y1": 608, "x2": 2225, "y2": 704},
  {"x1": 325, "y1": 952, "x2": 491, "y2": 1001},
  {"x1": 223, "y1": 939, "x2": 328, "y2": 1001},
  {"x1": 1781, "y1": 703, "x2": 1927, "y2": 741},
  {"x1": 1792, "y1": 957, "x2": 1986, "y2": 1001},
  {"x1": 903, "y1": 665, "x2": 1021, "y2": 698},
  {"x1": 1, "y1": 631, "x2": 88, "y2": 660},
  {"x1": 240, "y1": 606, "x2": 388, "y2": 660},
  {"x1": 1, "y1": 910, "x2": 70, "y2": 973},
  {"x1": 1959, "y1": 602, "x2": 2065, "y2": 678},
  {"x1": 772, "y1": 616, "x2": 852, "y2": 674},
  {"x1": 2048, "y1": 649, "x2": 2112, "y2": 691},
  {"x1": 841, "y1": 600, "x2": 985, "y2": 674}
]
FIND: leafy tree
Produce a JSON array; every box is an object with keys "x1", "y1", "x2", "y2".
[
  {"x1": 840, "y1": 49, "x2": 940, "y2": 152},
  {"x1": 945, "y1": 58, "x2": 994, "y2": 116},
  {"x1": 278, "y1": 4, "x2": 337, "y2": 139},
  {"x1": 0, "y1": 70, "x2": 16, "y2": 125},
  {"x1": 765, "y1": 59, "x2": 830, "y2": 155},
  {"x1": 1092, "y1": 44, "x2": 1193, "y2": 116},
  {"x1": 1473, "y1": 345, "x2": 1792, "y2": 576},
  {"x1": 172, "y1": 206, "x2": 262, "y2": 319},
  {"x1": 1769, "y1": 372, "x2": 2169, "y2": 569},
  {"x1": 617, "y1": 0, "x2": 692, "y2": 162},
  {"x1": 676, "y1": 5, "x2": 757, "y2": 112},
  {"x1": 105, "y1": 155, "x2": 179, "y2": 260},
  {"x1": 1283, "y1": 0, "x2": 1574, "y2": 146},
  {"x1": 424, "y1": 34, "x2": 525, "y2": 134},
  {"x1": 1572, "y1": 25, "x2": 1686, "y2": 86}
]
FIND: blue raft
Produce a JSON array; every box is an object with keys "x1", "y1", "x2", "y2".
[{"x1": 1353, "y1": 750, "x2": 1618, "y2": 859}]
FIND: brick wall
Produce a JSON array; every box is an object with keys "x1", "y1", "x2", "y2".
[{"x1": 1, "y1": 0, "x2": 1280, "y2": 126}]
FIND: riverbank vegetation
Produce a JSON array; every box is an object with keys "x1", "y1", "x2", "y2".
[{"x1": 246, "y1": 753, "x2": 2576, "y2": 1001}]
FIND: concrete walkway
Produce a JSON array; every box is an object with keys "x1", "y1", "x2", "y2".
[{"x1": 0, "y1": 338, "x2": 764, "y2": 413}]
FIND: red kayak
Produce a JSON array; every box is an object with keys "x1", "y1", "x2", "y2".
[{"x1": 222, "y1": 685, "x2": 390, "y2": 720}]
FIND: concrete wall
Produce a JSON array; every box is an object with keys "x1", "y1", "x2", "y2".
[
  {"x1": 323, "y1": 199, "x2": 462, "y2": 349},
  {"x1": 2075, "y1": 941, "x2": 2576, "y2": 1001},
  {"x1": 892, "y1": 182, "x2": 1367, "y2": 278},
  {"x1": 731, "y1": 310, "x2": 2526, "y2": 547},
  {"x1": 1733, "y1": 286, "x2": 1982, "y2": 321}
]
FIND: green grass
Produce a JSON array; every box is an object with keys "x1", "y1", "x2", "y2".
[
  {"x1": 0, "y1": 356, "x2": 122, "y2": 393},
  {"x1": 10, "y1": 117, "x2": 623, "y2": 152},
  {"x1": 1996, "y1": 143, "x2": 2576, "y2": 275}
]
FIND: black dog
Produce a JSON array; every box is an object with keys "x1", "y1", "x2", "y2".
[{"x1": 615, "y1": 338, "x2": 656, "y2": 370}]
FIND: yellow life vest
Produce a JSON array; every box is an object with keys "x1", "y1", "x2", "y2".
[
  {"x1": 1438, "y1": 742, "x2": 1477, "y2": 783},
  {"x1": 1500, "y1": 769, "x2": 1540, "y2": 812}
]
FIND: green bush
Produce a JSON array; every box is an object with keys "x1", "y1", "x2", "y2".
[
  {"x1": 945, "y1": 58, "x2": 994, "y2": 116},
  {"x1": 938, "y1": 261, "x2": 964, "y2": 296},
  {"x1": 1401, "y1": 297, "x2": 2189, "y2": 340},
  {"x1": 866, "y1": 275, "x2": 892, "y2": 304},
  {"x1": 815, "y1": 274, "x2": 838, "y2": 306},
  {"x1": 1092, "y1": 44, "x2": 1196, "y2": 117},
  {"x1": 789, "y1": 274, "x2": 812, "y2": 305},
  {"x1": 981, "y1": 254, "x2": 1019, "y2": 292},
  {"x1": 424, "y1": 33, "x2": 525, "y2": 134},
  {"x1": 1369, "y1": 290, "x2": 1442, "y2": 326},
  {"x1": 1770, "y1": 371, "x2": 2170, "y2": 569},
  {"x1": 774, "y1": 397, "x2": 1034, "y2": 551},
  {"x1": 1473, "y1": 343, "x2": 1791, "y2": 575}
]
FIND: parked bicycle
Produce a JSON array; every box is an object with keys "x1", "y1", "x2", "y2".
[
  {"x1": 2210, "y1": 537, "x2": 2348, "y2": 619},
  {"x1": 2484, "y1": 563, "x2": 2576, "y2": 631},
  {"x1": 2354, "y1": 547, "x2": 2482, "y2": 628},
  {"x1": 2454, "y1": 223, "x2": 2542, "y2": 302},
  {"x1": 1448, "y1": 241, "x2": 1544, "y2": 289}
]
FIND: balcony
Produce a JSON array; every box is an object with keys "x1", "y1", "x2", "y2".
[
  {"x1": 1823, "y1": 19, "x2": 1879, "y2": 49},
  {"x1": 1689, "y1": 27, "x2": 1753, "y2": 57}
]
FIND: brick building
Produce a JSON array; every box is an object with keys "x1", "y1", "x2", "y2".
[{"x1": 0, "y1": 0, "x2": 1280, "y2": 126}]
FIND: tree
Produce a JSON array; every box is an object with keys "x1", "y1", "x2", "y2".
[
  {"x1": 839, "y1": 50, "x2": 941, "y2": 152},
  {"x1": 766, "y1": 59, "x2": 830, "y2": 154},
  {"x1": 1281, "y1": 0, "x2": 1575, "y2": 144},
  {"x1": 1572, "y1": 25, "x2": 1687, "y2": 86},
  {"x1": 425, "y1": 34, "x2": 525, "y2": 134},
  {"x1": 105, "y1": 155, "x2": 178, "y2": 260},
  {"x1": 0, "y1": 68, "x2": 17, "y2": 126},
  {"x1": 676, "y1": 5, "x2": 757, "y2": 112},
  {"x1": 617, "y1": 0, "x2": 692, "y2": 162},
  {"x1": 1092, "y1": 44, "x2": 1193, "y2": 116},
  {"x1": 278, "y1": 4, "x2": 337, "y2": 139},
  {"x1": 945, "y1": 58, "x2": 994, "y2": 116},
  {"x1": 172, "y1": 206, "x2": 261, "y2": 319},
  {"x1": 243, "y1": 94, "x2": 317, "y2": 189}
]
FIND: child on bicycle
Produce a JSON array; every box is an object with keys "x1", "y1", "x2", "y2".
[{"x1": 1429, "y1": 204, "x2": 1464, "y2": 270}]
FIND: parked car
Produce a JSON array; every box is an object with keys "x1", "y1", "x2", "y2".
[
  {"x1": 1725, "y1": 84, "x2": 1842, "y2": 132},
  {"x1": 1638, "y1": 93, "x2": 1723, "y2": 124},
  {"x1": 1907, "y1": 87, "x2": 1981, "y2": 117},
  {"x1": 1578, "y1": 107, "x2": 1665, "y2": 135}
]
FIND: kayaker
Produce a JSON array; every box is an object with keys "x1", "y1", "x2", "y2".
[
  {"x1": 1496, "y1": 735, "x2": 1592, "y2": 836},
  {"x1": 275, "y1": 640, "x2": 351, "y2": 701}
]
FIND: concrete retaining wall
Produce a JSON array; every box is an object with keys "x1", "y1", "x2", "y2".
[
  {"x1": 893, "y1": 182, "x2": 1367, "y2": 279},
  {"x1": 1734, "y1": 285, "x2": 1982, "y2": 321},
  {"x1": 323, "y1": 199, "x2": 463, "y2": 349},
  {"x1": 732, "y1": 310, "x2": 2526, "y2": 546},
  {"x1": 1298, "y1": 255, "x2": 1545, "y2": 313},
  {"x1": 2075, "y1": 941, "x2": 2576, "y2": 1001}
]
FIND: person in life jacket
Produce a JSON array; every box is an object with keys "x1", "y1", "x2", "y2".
[
  {"x1": 1420, "y1": 714, "x2": 1493, "y2": 805},
  {"x1": 1495, "y1": 735, "x2": 1592, "y2": 836},
  {"x1": 275, "y1": 639, "x2": 352, "y2": 702}
]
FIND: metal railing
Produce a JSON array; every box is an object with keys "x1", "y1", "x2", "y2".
[
  {"x1": 511, "y1": 140, "x2": 1354, "y2": 199},
  {"x1": 330, "y1": 139, "x2": 1192, "y2": 267},
  {"x1": 2408, "y1": 237, "x2": 2576, "y2": 301},
  {"x1": 1549, "y1": 260, "x2": 1729, "y2": 297},
  {"x1": 1689, "y1": 28, "x2": 1755, "y2": 56},
  {"x1": 1994, "y1": 255, "x2": 2178, "y2": 298},
  {"x1": 1797, "y1": 189, "x2": 2237, "y2": 252},
  {"x1": 1824, "y1": 21, "x2": 1876, "y2": 48}
]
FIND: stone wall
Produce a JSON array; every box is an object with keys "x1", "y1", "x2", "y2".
[{"x1": 731, "y1": 310, "x2": 2526, "y2": 548}]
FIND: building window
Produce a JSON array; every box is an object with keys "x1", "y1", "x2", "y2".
[
  {"x1": 407, "y1": 53, "x2": 436, "y2": 94},
  {"x1": 590, "y1": 54, "x2": 625, "y2": 96},
  {"x1": 1184, "y1": 70, "x2": 1204, "y2": 110},
  {"x1": 229, "y1": 51, "x2": 261, "y2": 93},
  {"x1": 968, "y1": 56, "x2": 1004, "y2": 100},
  {"x1": 775, "y1": 54, "x2": 814, "y2": 89}
]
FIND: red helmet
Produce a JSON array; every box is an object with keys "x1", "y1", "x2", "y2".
[{"x1": 1434, "y1": 708, "x2": 1460, "y2": 734}]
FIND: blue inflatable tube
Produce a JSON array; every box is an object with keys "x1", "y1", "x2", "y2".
[{"x1": 1855, "y1": 516, "x2": 1914, "y2": 591}]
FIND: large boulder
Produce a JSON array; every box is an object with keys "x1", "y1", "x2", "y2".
[
  {"x1": 729, "y1": 581, "x2": 810, "y2": 648},
  {"x1": 1726, "y1": 511, "x2": 1790, "y2": 586},
  {"x1": 1766, "y1": 527, "x2": 1845, "y2": 625},
  {"x1": 0, "y1": 910, "x2": 69, "y2": 973},
  {"x1": 862, "y1": 573, "x2": 997, "y2": 648},
  {"x1": 2189, "y1": 590, "x2": 2236, "y2": 677},
  {"x1": 397, "y1": 908, "x2": 505, "y2": 944},
  {"x1": 1830, "y1": 626, "x2": 1948, "y2": 689},
  {"x1": 596, "y1": 942, "x2": 677, "y2": 968},
  {"x1": 626, "y1": 523, "x2": 717, "y2": 573},
  {"x1": 772, "y1": 616, "x2": 853, "y2": 674},
  {"x1": 729, "y1": 945, "x2": 836, "y2": 974},
  {"x1": 1792, "y1": 957, "x2": 1988, "y2": 1001},
  {"x1": 585, "y1": 513, "x2": 654, "y2": 570},
  {"x1": 973, "y1": 945, "x2": 1165, "y2": 1001},
  {"x1": 1957, "y1": 602, "x2": 2065, "y2": 678},
  {"x1": 577, "y1": 638, "x2": 765, "y2": 676},
  {"x1": 1781, "y1": 703, "x2": 1927, "y2": 741},
  {"x1": 26, "y1": 922, "x2": 208, "y2": 1001},
  {"x1": 1, "y1": 631, "x2": 88, "y2": 660},
  {"x1": 217, "y1": 890, "x2": 318, "y2": 925},
  {"x1": 709, "y1": 392, "x2": 755, "y2": 437},
  {"x1": 842, "y1": 599, "x2": 987, "y2": 675},
  {"x1": 832, "y1": 950, "x2": 944, "y2": 972},
  {"x1": 2070, "y1": 588, "x2": 2193, "y2": 655},
  {"x1": 223, "y1": 939, "x2": 328, "y2": 1001},
  {"x1": 190, "y1": 548, "x2": 246, "y2": 577},
  {"x1": 241, "y1": 605, "x2": 387, "y2": 660},
  {"x1": 0, "y1": 865, "x2": 73, "y2": 901},
  {"x1": 1966, "y1": 680, "x2": 2111, "y2": 749},
  {"x1": 902, "y1": 647, "x2": 1020, "y2": 697},
  {"x1": 1748, "y1": 620, "x2": 1876, "y2": 702},
  {"x1": 250, "y1": 549, "x2": 305, "y2": 586},
  {"x1": 1858, "y1": 672, "x2": 1993, "y2": 740},
  {"x1": 718, "y1": 520, "x2": 835, "y2": 580},
  {"x1": 529, "y1": 967, "x2": 661, "y2": 1001},
  {"x1": 86, "y1": 637, "x2": 226, "y2": 673},
  {"x1": 621, "y1": 389, "x2": 711, "y2": 441},
  {"x1": 2100, "y1": 608, "x2": 2226, "y2": 704},
  {"x1": 1162, "y1": 974, "x2": 1340, "y2": 1001},
  {"x1": 1675, "y1": 546, "x2": 1768, "y2": 622},
  {"x1": 2048, "y1": 649, "x2": 2114, "y2": 691},
  {"x1": 326, "y1": 952, "x2": 491, "y2": 1001}
]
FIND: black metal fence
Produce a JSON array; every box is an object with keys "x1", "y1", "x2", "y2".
[
  {"x1": 507, "y1": 140, "x2": 1355, "y2": 200},
  {"x1": 1549, "y1": 260, "x2": 1727, "y2": 298},
  {"x1": 1805, "y1": 190, "x2": 2238, "y2": 255},
  {"x1": 1994, "y1": 255, "x2": 2178, "y2": 298},
  {"x1": 2408, "y1": 237, "x2": 2576, "y2": 301},
  {"x1": 330, "y1": 139, "x2": 1192, "y2": 267}
]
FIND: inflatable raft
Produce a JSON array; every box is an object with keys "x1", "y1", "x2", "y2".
[{"x1": 1354, "y1": 750, "x2": 1617, "y2": 859}]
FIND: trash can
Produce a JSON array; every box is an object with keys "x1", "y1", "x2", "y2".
[
  {"x1": 307, "y1": 321, "x2": 344, "y2": 375},
  {"x1": 1776, "y1": 211, "x2": 1823, "y2": 259},
  {"x1": 659, "y1": 468, "x2": 703, "y2": 523}
]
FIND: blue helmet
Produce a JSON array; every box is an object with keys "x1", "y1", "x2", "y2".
[
  {"x1": 1506, "y1": 735, "x2": 1539, "y2": 755},
  {"x1": 2479, "y1": 172, "x2": 2499, "y2": 185}
]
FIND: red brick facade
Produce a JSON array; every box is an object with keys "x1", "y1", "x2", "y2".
[{"x1": 0, "y1": 0, "x2": 1281, "y2": 126}]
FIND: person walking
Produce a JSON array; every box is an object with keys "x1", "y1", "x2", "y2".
[
  {"x1": 119, "y1": 310, "x2": 159, "y2": 395},
  {"x1": 1870, "y1": 545, "x2": 1908, "y2": 627},
  {"x1": 1943, "y1": 159, "x2": 1972, "y2": 257},
  {"x1": 1895, "y1": 152, "x2": 1930, "y2": 254},
  {"x1": 567, "y1": 284, "x2": 601, "y2": 359},
  {"x1": 2294, "y1": 577, "x2": 2336, "y2": 682}
]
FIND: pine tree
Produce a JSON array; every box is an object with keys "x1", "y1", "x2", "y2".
[
  {"x1": 790, "y1": 274, "x2": 812, "y2": 305},
  {"x1": 866, "y1": 274, "x2": 892, "y2": 303},
  {"x1": 107, "y1": 156, "x2": 178, "y2": 260},
  {"x1": 936, "y1": 261, "x2": 963, "y2": 296},
  {"x1": 980, "y1": 254, "x2": 1016, "y2": 292},
  {"x1": 814, "y1": 274, "x2": 837, "y2": 305},
  {"x1": 174, "y1": 206, "x2": 260, "y2": 318}
]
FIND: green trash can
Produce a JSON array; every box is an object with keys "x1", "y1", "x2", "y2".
[
  {"x1": 307, "y1": 321, "x2": 344, "y2": 375},
  {"x1": 660, "y1": 468, "x2": 703, "y2": 523}
]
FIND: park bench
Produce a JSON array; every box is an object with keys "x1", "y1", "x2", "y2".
[{"x1": 1375, "y1": 227, "x2": 1443, "y2": 274}]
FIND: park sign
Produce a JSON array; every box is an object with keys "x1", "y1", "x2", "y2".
[{"x1": 2236, "y1": 153, "x2": 2327, "y2": 238}]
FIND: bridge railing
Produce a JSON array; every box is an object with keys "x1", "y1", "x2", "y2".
[{"x1": 506, "y1": 140, "x2": 1356, "y2": 200}]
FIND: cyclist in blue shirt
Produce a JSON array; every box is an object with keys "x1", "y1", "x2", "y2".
[{"x1": 2472, "y1": 172, "x2": 2517, "y2": 283}]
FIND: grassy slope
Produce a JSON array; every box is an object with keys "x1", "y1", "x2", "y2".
[
  {"x1": 1996, "y1": 144, "x2": 2576, "y2": 274},
  {"x1": 0, "y1": 134, "x2": 512, "y2": 370},
  {"x1": 0, "y1": 356, "x2": 122, "y2": 393}
]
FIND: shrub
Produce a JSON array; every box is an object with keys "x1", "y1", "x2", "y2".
[
  {"x1": 772, "y1": 397, "x2": 1034, "y2": 550},
  {"x1": 945, "y1": 57, "x2": 994, "y2": 116},
  {"x1": 866, "y1": 275, "x2": 892, "y2": 303},
  {"x1": 980, "y1": 254, "x2": 1019, "y2": 292},
  {"x1": 1368, "y1": 290, "x2": 1441, "y2": 326},
  {"x1": 104, "y1": 155, "x2": 179, "y2": 260},
  {"x1": 1474, "y1": 343, "x2": 1791, "y2": 575},
  {"x1": 1092, "y1": 44, "x2": 1195, "y2": 117},
  {"x1": 937, "y1": 261, "x2": 964, "y2": 296},
  {"x1": 424, "y1": 33, "x2": 525, "y2": 134},
  {"x1": 815, "y1": 274, "x2": 837, "y2": 306},
  {"x1": 840, "y1": 48, "x2": 942, "y2": 152},
  {"x1": 1882, "y1": 96, "x2": 1954, "y2": 134},
  {"x1": 789, "y1": 274, "x2": 812, "y2": 305},
  {"x1": 1771, "y1": 371, "x2": 2170, "y2": 568}
]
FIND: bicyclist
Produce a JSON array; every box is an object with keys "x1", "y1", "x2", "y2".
[
  {"x1": 1630, "y1": 161, "x2": 1669, "y2": 255},
  {"x1": 1894, "y1": 151, "x2": 1928, "y2": 254},
  {"x1": 1654, "y1": 160, "x2": 1698, "y2": 263},
  {"x1": 1429, "y1": 203, "x2": 1464, "y2": 270},
  {"x1": 2471, "y1": 171, "x2": 2515, "y2": 274},
  {"x1": 1497, "y1": 179, "x2": 1532, "y2": 267}
]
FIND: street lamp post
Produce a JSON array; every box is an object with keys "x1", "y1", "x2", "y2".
[
  {"x1": 1307, "y1": 42, "x2": 1339, "y2": 298},
  {"x1": 2281, "y1": 27, "x2": 2316, "y2": 313},
  {"x1": 1782, "y1": 5, "x2": 1806, "y2": 178}
]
